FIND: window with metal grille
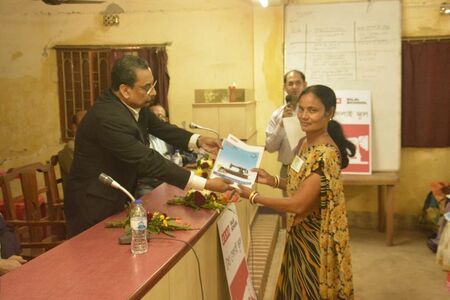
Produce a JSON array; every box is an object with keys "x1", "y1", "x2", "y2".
[{"x1": 55, "y1": 45, "x2": 169, "y2": 141}]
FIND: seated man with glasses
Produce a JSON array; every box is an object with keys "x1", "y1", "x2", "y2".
[
  {"x1": 148, "y1": 102, "x2": 197, "y2": 164},
  {"x1": 136, "y1": 102, "x2": 198, "y2": 197},
  {"x1": 0, "y1": 214, "x2": 27, "y2": 275},
  {"x1": 147, "y1": 102, "x2": 171, "y2": 159}
]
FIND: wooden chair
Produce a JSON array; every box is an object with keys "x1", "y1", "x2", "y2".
[
  {"x1": 50, "y1": 155, "x2": 64, "y2": 191},
  {"x1": 49, "y1": 154, "x2": 65, "y2": 220},
  {"x1": 0, "y1": 162, "x2": 66, "y2": 257}
]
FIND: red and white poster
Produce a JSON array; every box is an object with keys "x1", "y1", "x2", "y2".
[
  {"x1": 217, "y1": 203, "x2": 257, "y2": 300},
  {"x1": 334, "y1": 90, "x2": 372, "y2": 174}
]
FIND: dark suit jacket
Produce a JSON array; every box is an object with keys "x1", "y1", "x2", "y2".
[
  {"x1": 64, "y1": 89, "x2": 192, "y2": 237},
  {"x1": 0, "y1": 216, "x2": 21, "y2": 259}
]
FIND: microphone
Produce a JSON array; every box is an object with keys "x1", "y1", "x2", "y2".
[
  {"x1": 189, "y1": 122, "x2": 220, "y2": 138},
  {"x1": 98, "y1": 173, "x2": 136, "y2": 202},
  {"x1": 285, "y1": 95, "x2": 292, "y2": 104}
]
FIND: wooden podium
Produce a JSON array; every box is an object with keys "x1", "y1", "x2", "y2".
[{"x1": 0, "y1": 184, "x2": 251, "y2": 299}]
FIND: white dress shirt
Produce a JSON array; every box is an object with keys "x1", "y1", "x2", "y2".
[
  {"x1": 122, "y1": 98, "x2": 207, "y2": 190},
  {"x1": 265, "y1": 104, "x2": 299, "y2": 165},
  {"x1": 148, "y1": 134, "x2": 170, "y2": 158}
]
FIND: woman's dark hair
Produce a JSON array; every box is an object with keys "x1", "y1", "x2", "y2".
[
  {"x1": 300, "y1": 85, "x2": 356, "y2": 168},
  {"x1": 111, "y1": 55, "x2": 149, "y2": 91}
]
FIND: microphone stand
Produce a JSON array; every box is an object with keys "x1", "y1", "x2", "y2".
[
  {"x1": 98, "y1": 173, "x2": 136, "y2": 202},
  {"x1": 189, "y1": 122, "x2": 220, "y2": 138},
  {"x1": 115, "y1": 184, "x2": 135, "y2": 203},
  {"x1": 98, "y1": 173, "x2": 137, "y2": 245}
]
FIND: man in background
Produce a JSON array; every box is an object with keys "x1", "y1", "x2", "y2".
[
  {"x1": 65, "y1": 55, "x2": 232, "y2": 237},
  {"x1": 265, "y1": 70, "x2": 307, "y2": 194},
  {"x1": 147, "y1": 102, "x2": 197, "y2": 165},
  {"x1": 147, "y1": 103, "x2": 171, "y2": 159},
  {"x1": 0, "y1": 214, "x2": 26, "y2": 275},
  {"x1": 135, "y1": 102, "x2": 198, "y2": 197},
  {"x1": 58, "y1": 110, "x2": 87, "y2": 189}
]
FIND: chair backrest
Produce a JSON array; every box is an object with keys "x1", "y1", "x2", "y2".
[
  {"x1": 55, "y1": 144, "x2": 74, "y2": 192},
  {"x1": 49, "y1": 155, "x2": 65, "y2": 221},
  {"x1": 49, "y1": 154, "x2": 64, "y2": 201},
  {"x1": 0, "y1": 162, "x2": 66, "y2": 257}
]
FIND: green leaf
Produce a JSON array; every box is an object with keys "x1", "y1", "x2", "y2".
[
  {"x1": 163, "y1": 230, "x2": 175, "y2": 237},
  {"x1": 105, "y1": 219, "x2": 126, "y2": 228}
]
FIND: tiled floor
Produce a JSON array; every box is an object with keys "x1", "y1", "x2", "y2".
[
  {"x1": 262, "y1": 228, "x2": 449, "y2": 299},
  {"x1": 247, "y1": 214, "x2": 280, "y2": 297}
]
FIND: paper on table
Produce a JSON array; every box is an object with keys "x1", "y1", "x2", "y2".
[{"x1": 282, "y1": 116, "x2": 305, "y2": 150}]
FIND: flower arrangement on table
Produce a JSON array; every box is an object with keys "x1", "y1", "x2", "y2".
[
  {"x1": 193, "y1": 155, "x2": 215, "y2": 178},
  {"x1": 167, "y1": 189, "x2": 239, "y2": 213},
  {"x1": 105, "y1": 205, "x2": 191, "y2": 237},
  {"x1": 171, "y1": 154, "x2": 240, "y2": 212}
]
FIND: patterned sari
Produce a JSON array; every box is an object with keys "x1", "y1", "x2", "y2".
[{"x1": 275, "y1": 144, "x2": 354, "y2": 299}]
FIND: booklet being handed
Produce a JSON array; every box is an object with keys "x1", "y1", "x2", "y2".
[{"x1": 210, "y1": 134, "x2": 264, "y2": 188}]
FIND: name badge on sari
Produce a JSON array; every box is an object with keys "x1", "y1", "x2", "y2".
[{"x1": 290, "y1": 155, "x2": 304, "y2": 173}]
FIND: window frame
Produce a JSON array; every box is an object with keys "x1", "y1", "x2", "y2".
[{"x1": 54, "y1": 45, "x2": 169, "y2": 142}]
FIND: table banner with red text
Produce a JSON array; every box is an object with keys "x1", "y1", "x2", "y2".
[
  {"x1": 217, "y1": 203, "x2": 257, "y2": 300},
  {"x1": 335, "y1": 90, "x2": 372, "y2": 174}
]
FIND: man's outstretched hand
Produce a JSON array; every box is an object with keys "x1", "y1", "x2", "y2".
[
  {"x1": 205, "y1": 177, "x2": 235, "y2": 193},
  {"x1": 197, "y1": 136, "x2": 222, "y2": 155}
]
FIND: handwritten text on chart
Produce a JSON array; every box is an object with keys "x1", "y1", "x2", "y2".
[{"x1": 285, "y1": 21, "x2": 398, "y2": 81}]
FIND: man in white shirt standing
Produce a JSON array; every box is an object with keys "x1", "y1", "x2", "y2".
[{"x1": 265, "y1": 70, "x2": 307, "y2": 196}]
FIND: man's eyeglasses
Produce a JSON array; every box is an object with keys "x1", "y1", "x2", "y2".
[
  {"x1": 147, "y1": 80, "x2": 157, "y2": 95},
  {"x1": 140, "y1": 80, "x2": 157, "y2": 95},
  {"x1": 155, "y1": 113, "x2": 168, "y2": 122}
]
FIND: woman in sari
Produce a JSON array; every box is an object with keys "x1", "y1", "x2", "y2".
[{"x1": 239, "y1": 85, "x2": 355, "y2": 299}]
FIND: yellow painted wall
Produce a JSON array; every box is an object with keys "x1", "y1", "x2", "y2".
[
  {"x1": 1, "y1": 0, "x2": 449, "y2": 225},
  {"x1": 252, "y1": 6, "x2": 285, "y2": 198},
  {"x1": 0, "y1": 0, "x2": 254, "y2": 170},
  {"x1": 252, "y1": 0, "x2": 450, "y2": 227},
  {"x1": 346, "y1": 0, "x2": 450, "y2": 222}
]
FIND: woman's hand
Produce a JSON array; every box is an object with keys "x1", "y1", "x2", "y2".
[
  {"x1": 251, "y1": 168, "x2": 275, "y2": 186},
  {"x1": 237, "y1": 185, "x2": 253, "y2": 199}
]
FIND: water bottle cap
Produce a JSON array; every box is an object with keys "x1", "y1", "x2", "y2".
[{"x1": 135, "y1": 199, "x2": 142, "y2": 204}]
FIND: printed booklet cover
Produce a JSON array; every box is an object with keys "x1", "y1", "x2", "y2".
[{"x1": 210, "y1": 134, "x2": 264, "y2": 188}]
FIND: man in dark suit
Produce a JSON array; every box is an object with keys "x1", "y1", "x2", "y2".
[
  {"x1": 64, "y1": 55, "x2": 232, "y2": 238},
  {"x1": 0, "y1": 214, "x2": 27, "y2": 274}
]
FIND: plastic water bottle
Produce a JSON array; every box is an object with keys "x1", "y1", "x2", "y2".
[
  {"x1": 172, "y1": 150, "x2": 183, "y2": 166},
  {"x1": 130, "y1": 199, "x2": 148, "y2": 254}
]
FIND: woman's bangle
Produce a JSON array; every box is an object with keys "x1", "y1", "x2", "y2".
[
  {"x1": 273, "y1": 175, "x2": 280, "y2": 188},
  {"x1": 248, "y1": 191, "x2": 257, "y2": 202},
  {"x1": 249, "y1": 191, "x2": 259, "y2": 205},
  {"x1": 250, "y1": 192, "x2": 259, "y2": 205}
]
